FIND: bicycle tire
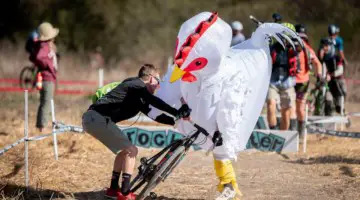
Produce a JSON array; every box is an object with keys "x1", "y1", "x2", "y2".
[
  {"x1": 19, "y1": 66, "x2": 37, "y2": 89},
  {"x1": 136, "y1": 146, "x2": 186, "y2": 200}
]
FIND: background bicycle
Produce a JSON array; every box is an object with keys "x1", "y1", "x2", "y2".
[{"x1": 19, "y1": 64, "x2": 38, "y2": 89}]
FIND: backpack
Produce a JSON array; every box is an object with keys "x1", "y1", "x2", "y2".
[
  {"x1": 92, "y1": 82, "x2": 121, "y2": 103},
  {"x1": 25, "y1": 30, "x2": 39, "y2": 54},
  {"x1": 271, "y1": 44, "x2": 300, "y2": 76}
]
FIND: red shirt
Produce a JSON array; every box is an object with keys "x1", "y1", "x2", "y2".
[
  {"x1": 296, "y1": 42, "x2": 321, "y2": 83},
  {"x1": 35, "y1": 42, "x2": 57, "y2": 83}
]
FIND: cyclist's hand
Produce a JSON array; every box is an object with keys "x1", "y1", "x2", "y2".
[
  {"x1": 176, "y1": 104, "x2": 191, "y2": 119},
  {"x1": 212, "y1": 131, "x2": 223, "y2": 146}
]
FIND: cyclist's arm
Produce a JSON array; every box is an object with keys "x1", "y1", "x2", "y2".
[
  {"x1": 308, "y1": 47, "x2": 322, "y2": 77},
  {"x1": 140, "y1": 106, "x2": 175, "y2": 126},
  {"x1": 154, "y1": 113, "x2": 175, "y2": 125}
]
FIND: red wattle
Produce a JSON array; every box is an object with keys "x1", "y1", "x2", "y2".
[{"x1": 182, "y1": 72, "x2": 197, "y2": 82}]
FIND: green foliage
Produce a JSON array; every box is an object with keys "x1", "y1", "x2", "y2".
[{"x1": 1, "y1": 0, "x2": 360, "y2": 63}]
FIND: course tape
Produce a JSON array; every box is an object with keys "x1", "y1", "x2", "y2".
[
  {"x1": 348, "y1": 112, "x2": 360, "y2": 117},
  {"x1": 307, "y1": 125, "x2": 360, "y2": 138},
  {"x1": 309, "y1": 116, "x2": 349, "y2": 125},
  {"x1": 27, "y1": 125, "x2": 84, "y2": 141},
  {"x1": 0, "y1": 138, "x2": 26, "y2": 156},
  {"x1": 0, "y1": 125, "x2": 83, "y2": 156}
]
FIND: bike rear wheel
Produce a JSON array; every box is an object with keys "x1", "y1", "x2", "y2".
[
  {"x1": 136, "y1": 146, "x2": 186, "y2": 200},
  {"x1": 19, "y1": 66, "x2": 37, "y2": 89}
]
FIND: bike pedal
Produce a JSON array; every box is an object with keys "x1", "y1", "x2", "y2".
[{"x1": 140, "y1": 157, "x2": 147, "y2": 164}]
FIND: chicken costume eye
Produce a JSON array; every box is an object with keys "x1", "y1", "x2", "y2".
[{"x1": 181, "y1": 57, "x2": 208, "y2": 82}]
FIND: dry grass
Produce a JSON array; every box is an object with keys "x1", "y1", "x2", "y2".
[{"x1": 0, "y1": 93, "x2": 359, "y2": 199}]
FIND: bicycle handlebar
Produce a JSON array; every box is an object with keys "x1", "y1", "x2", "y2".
[
  {"x1": 174, "y1": 117, "x2": 210, "y2": 137},
  {"x1": 187, "y1": 119, "x2": 210, "y2": 136}
]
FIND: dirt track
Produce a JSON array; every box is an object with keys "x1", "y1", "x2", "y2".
[{"x1": 0, "y1": 94, "x2": 360, "y2": 200}]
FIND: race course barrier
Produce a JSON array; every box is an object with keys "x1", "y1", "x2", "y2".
[{"x1": 307, "y1": 125, "x2": 360, "y2": 138}]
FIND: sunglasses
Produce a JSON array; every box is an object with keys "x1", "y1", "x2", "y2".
[{"x1": 148, "y1": 74, "x2": 161, "y2": 85}]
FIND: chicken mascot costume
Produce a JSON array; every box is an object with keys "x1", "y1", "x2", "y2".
[{"x1": 148, "y1": 11, "x2": 302, "y2": 199}]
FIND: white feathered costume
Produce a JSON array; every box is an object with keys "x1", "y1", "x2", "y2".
[{"x1": 148, "y1": 12, "x2": 302, "y2": 198}]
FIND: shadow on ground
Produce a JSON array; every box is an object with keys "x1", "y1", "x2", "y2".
[
  {"x1": 1, "y1": 163, "x2": 24, "y2": 179},
  {"x1": 288, "y1": 155, "x2": 360, "y2": 165},
  {"x1": 0, "y1": 183, "x2": 204, "y2": 200}
]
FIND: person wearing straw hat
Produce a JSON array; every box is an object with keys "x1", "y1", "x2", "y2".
[{"x1": 34, "y1": 22, "x2": 59, "y2": 132}]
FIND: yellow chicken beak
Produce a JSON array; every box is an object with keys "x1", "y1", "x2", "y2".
[{"x1": 170, "y1": 65, "x2": 186, "y2": 83}]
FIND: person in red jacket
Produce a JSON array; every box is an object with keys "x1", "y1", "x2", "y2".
[
  {"x1": 34, "y1": 22, "x2": 59, "y2": 132},
  {"x1": 294, "y1": 24, "x2": 323, "y2": 136}
]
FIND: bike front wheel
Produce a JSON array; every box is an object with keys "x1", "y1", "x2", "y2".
[
  {"x1": 136, "y1": 146, "x2": 186, "y2": 200},
  {"x1": 19, "y1": 66, "x2": 37, "y2": 89}
]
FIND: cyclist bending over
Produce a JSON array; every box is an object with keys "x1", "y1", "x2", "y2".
[{"x1": 82, "y1": 64, "x2": 191, "y2": 200}]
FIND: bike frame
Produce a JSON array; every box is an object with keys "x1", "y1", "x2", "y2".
[{"x1": 129, "y1": 122, "x2": 209, "y2": 193}]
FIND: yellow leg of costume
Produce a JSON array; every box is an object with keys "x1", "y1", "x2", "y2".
[{"x1": 214, "y1": 159, "x2": 243, "y2": 199}]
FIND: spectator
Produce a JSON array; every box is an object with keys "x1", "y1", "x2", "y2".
[
  {"x1": 230, "y1": 21, "x2": 245, "y2": 46},
  {"x1": 328, "y1": 24, "x2": 347, "y2": 65},
  {"x1": 294, "y1": 24, "x2": 323, "y2": 136},
  {"x1": 318, "y1": 38, "x2": 346, "y2": 115},
  {"x1": 34, "y1": 22, "x2": 59, "y2": 132},
  {"x1": 267, "y1": 23, "x2": 299, "y2": 131}
]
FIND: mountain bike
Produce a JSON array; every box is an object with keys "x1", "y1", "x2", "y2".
[
  {"x1": 19, "y1": 65, "x2": 38, "y2": 89},
  {"x1": 306, "y1": 80, "x2": 332, "y2": 116},
  {"x1": 129, "y1": 120, "x2": 221, "y2": 200}
]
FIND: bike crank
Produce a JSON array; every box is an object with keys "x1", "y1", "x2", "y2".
[{"x1": 150, "y1": 192, "x2": 157, "y2": 199}]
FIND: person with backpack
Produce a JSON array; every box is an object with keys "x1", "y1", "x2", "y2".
[
  {"x1": 328, "y1": 24, "x2": 347, "y2": 65},
  {"x1": 318, "y1": 37, "x2": 347, "y2": 115},
  {"x1": 82, "y1": 64, "x2": 191, "y2": 200},
  {"x1": 92, "y1": 82, "x2": 121, "y2": 103},
  {"x1": 294, "y1": 24, "x2": 323, "y2": 136},
  {"x1": 32, "y1": 22, "x2": 59, "y2": 132},
  {"x1": 267, "y1": 23, "x2": 299, "y2": 131}
]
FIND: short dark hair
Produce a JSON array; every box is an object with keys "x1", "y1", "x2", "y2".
[{"x1": 138, "y1": 64, "x2": 158, "y2": 80}]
